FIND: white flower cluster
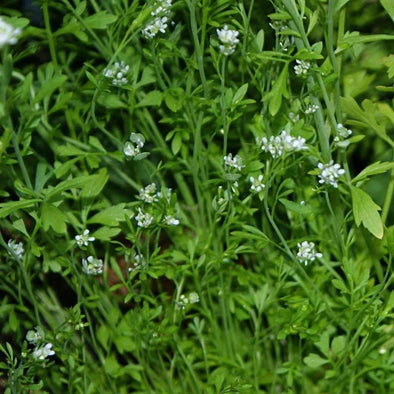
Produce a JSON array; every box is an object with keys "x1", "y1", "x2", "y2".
[
  {"x1": 75, "y1": 229, "x2": 95, "y2": 247},
  {"x1": 103, "y1": 61, "x2": 130, "y2": 86},
  {"x1": 249, "y1": 175, "x2": 265, "y2": 193},
  {"x1": 139, "y1": 183, "x2": 158, "y2": 203},
  {"x1": 178, "y1": 292, "x2": 199, "y2": 309},
  {"x1": 224, "y1": 153, "x2": 244, "y2": 171},
  {"x1": 297, "y1": 241, "x2": 322, "y2": 265},
  {"x1": 0, "y1": 17, "x2": 21, "y2": 49},
  {"x1": 135, "y1": 207, "x2": 154, "y2": 228},
  {"x1": 164, "y1": 215, "x2": 179, "y2": 226},
  {"x1": 26, "y1": 327, "x2": 55, "y2": 361},
  {"x1": 82, "y1": 256, "x2": 103, "y2": 275},
  {"x1": 317, "y1": 160, "x2": 345, "y2": 188},
  {"x1": 269, "y1": 21, "x2": 294, "y2": 52},
  {"x1": 142, "y1": 0, "x2": 172, "y2": 39},
  {"x1": 7, "y1": 239, "x2": 24, "y2": 259},
  {"x1": 305, "y1": 104, "x2": 319, "y2": 114},
  {"x1": 216, "y1": 25, "x2": 240, "y2": 56},
  {"x1": 294, "y1": 59, "x2": 310, "y2": 76},
  {"x1": 124, "y1": 132, "x2": 146, "y2": 158},
  {"x1": 259, "y1": 130, "x2": 307, "y2": 159}
]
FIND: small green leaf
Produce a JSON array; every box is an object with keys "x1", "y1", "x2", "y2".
[
  {"x1": 88, "y1": 204, "x2": 126, "y2": 226},
  {"x1": 304, "y1": 353, "x2": 328, "y2": 368},
  {"x1": 279, "y1": 199, "x2": 313, "y2": 215},
  {"x1": 81, "y1": 169, "x2": 109, "y2": 198},
  {"x1": 93, "y1": 227, "x2": 121, "y2": 240},
  {"x1": 352, "y1": 161, "x2": 394, "y2": 184},
  {"x1": 331, "y1": 336, "x2": 346, "y2": 355},
  {"x1": 136, "y1": 91, "x2": 163, "y2": 107},
  {"x1": 262, "y1": 64, "x2": 289, "y2": 116},
  {"x1": 164, "y1": 87, "x2": 184, "y2": 112},
  {"x1": 0, "y1": 199, "x2": 41, "y2": 219},
  {"x1": 97, "y1": 93, "x2": 127, "y2": 109},
  {"x1": 232, "y1": 83, "x2": 248, "y2": 105},
  {"x1": 84, "y1": 12, "x2": 117, "y2": 29},
  {"x1": 351, "y1": 186, "x2": 383, "y2": 239},
  {"x1": 33, "y1": 75, "x2": 67, "y2": 104},
  {"x1": 41, "y1": 202, "x2": 67, "y2": 233},
  {"x1": 171, "y1": 133, "x2": 182, "y2": 155}
]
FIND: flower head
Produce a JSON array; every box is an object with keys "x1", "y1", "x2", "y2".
[
  {"x1": 297, "y1": 241, "x2": 322, "y2": 265},
  {"x1": 217, "y1": 25, "x2": 240, "y2": 56},
  {"x1": 164, "y1": 215, "x2": 179, "y2": 226},
  {"x1": 177, "y1": 292, "x2": 199, "y2": 309},
  {"x1": 224, "y1": 153, "x2": 244, "y2": 171},
  {"x1": 305, "y1": 104, "x2": 319, "y2": 114},
  {"x1": 336, "y1": 123, "x2": 352, "y2": 139},
  {"x1": 249, "y1": 175, "x2": 265, "y2": 193},
  {"x1": 26, "y1": 327, "x2": 44, "y2": 344},
  {"x1": 142, "y1": 0, "x2": 172, "y2": 39},
  {"x1": 75, "y1": 229, "x2": 95, "y2": 247},
  {"x1": 33, "y1": 343, "x2": 55, "y2": 360},
  {"x1": 317, "y1": 160, "x2": 345, "y2": 188},
  {"x1": 259, "y1": 130, "x2": 306, "y2": 159},
  {"x1": 103, "y1": 61, "x2": 130, "y2": 86},
  {"x1": 82, "y1": 256, "x2": 103, "y2": 275},
  {"x1": 294, "y1": 59, "x2": 310, "y2": 76},
  {"x1": 0, "y1": 17, "x2": 21, "y2": 49},
  {"x1": 7, "y1": 239, "x2": 24, "y2": 259},
  {"x1": 139, "y1": 183, "x2": 158, "y2": 203},
  {"x1": 128, "y1": 253, "x2": 146, "y2": 272},
  {"x1": 135, "y1": 208, "x2": 154, "y2": 228}
]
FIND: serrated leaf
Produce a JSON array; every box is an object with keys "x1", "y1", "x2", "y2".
[
  {"x1": 0, "y1": 199, "x2": 41, "y2": 219},
  {"x1": 81, "y1": 169, "x2": 109, "y2": 198},
  {"x1": 352, "y1": 161, "x2": 394, "y2": 184},
  {"x1": 304, "y1": 353, "x2": 328, "y2": 368},
  {"x1": 351, "y1": 186, "x2": 383, "y2": 239}
]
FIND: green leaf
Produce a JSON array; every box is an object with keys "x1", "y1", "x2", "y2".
[
  {"x1": 93, "y1": 227, "x2": 121, "y2": 240},
  {"x1": 351, "y1": 186, "x2": 383, "y2": 239},
  {"x1": 352, "y1": 161, "x2": 394, "y2": 184},
  {"x1": 254, "y1": 29, "x2": 264, "y2": 52},
  {"x1": 33, "y1": 75, "x2": 67, "y2": 104},
  {"x1": 171, "y1": 133, "x2": 182, "y2": 155},
  {"x1": 12, "y1": 218, "x2": 29, "y2": 237},
  {"x1": 136, "y1": 91, "x2": 163, "y2": 107},
  {"x1": 164, "y1": 87, "x2": 184, "y2": 112},
  {"x1": 88, "y1": 203, "x2": 126, "y2": 226},
  {"x1": 81, "y1": 169, "x2": 109, "y2": 198},
  {"x1": 304, "y1": 353, "x2": 328, "y2": 368},
  {"x1": 232, "y1": 83, "x2": 248, "y2": 105},
  {"x1": 84, "y1": 12, "x2": 117, "y2": 29},
  {"x1": 0, "y1": 199, "x2": 41, "y2": 219},
  {"x1": 331, "y1": 336, "x2": 346, "y2": 355},
  {"x1": 97, "y1": 93, "x2": 127, "y2": 109},
  {"x1": 262, "y1": 64, "x2": 289, "y2": 116},
  {"x1": 380, "y1": 0, "x2": 394, "y2": 22},
  {"x1": 279, "y1": 198, "x2": 313, "y2": 215},
  {"x1": 41, "y1": 202, "x2": 67, "y2": 233}
]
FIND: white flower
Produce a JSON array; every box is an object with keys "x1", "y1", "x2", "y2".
[
  {"x1": 142, "y1": 16, "x2": 169, "y2": 39},
  {"x1": 259, "y1": 130, "x2": 307, "y2": 159},
  {"x1": 317, "y1": 160, "x2": 345, "y2": 188},
  {"x1": 188, "y1": 292, "x2": 199, "y2": 304},
  {"x1": 224, "y1": 153, "x2": 244, "y2": 171},
  {"x1": 33, "y1": 343, "x2": 55, "y2": 360},
  {"x1": 297, "y1": 241, "x2": 322, "y2": 265},
  {"x1": 135, "y1": 208, "x2": 154, "y2": 228},
  {"x1": 26, "y1": 327, "x2": 44, "y2": 344},
  {"x1": 164, "y1": 215, "x2": 179, "y2": 226},
  {"x1": 130, "y1": 132, "x2": 145, "y2": 148},
  {"x1": 0, "y1": 17, "x2": 21, "y2": 49},
  {"x1": 294, "y1": 59, "x2": 310, "y2": 75},
  {"x1": 178, "y1": 292, "x2": 199, "y2": 309},
  {"x1": 250, "y1": 175, "x2": 265, "y2": 193},
  {"x1": 75, "y1": 229, "x2": 95, "y2": 247},
  {"x1": 124, "y1": 141, "x2": 140, "y2": 157},
  {"x1": 7, "y1": 239, "x2": 24, "y2": 259},
  {"x1": 336, "y1": 123, "x2": 352, "y2": 139},
  {"x1": 139, "y1": 183, "x2": 158, "y2": 203},
  {"x1": 103, "y1": 61, "x2": 130, "y2": 86},
  {"x1": 217, "y1": 25, "x2": 239, "y2": 56},
  {"x1": 82, "y1": 256, "x2": 103, "y2": 275},
  {"x1": 305, "y1": 104, "x2": 319, "y2": 114}
]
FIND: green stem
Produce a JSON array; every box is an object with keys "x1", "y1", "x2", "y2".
[
  {"x1": 382, "y1": 151, "x2": 394, "y2": 224},
  {"x1": 43, "y1": 0, "x2": 59, "y2": 72}
]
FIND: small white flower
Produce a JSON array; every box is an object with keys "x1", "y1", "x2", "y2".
[
  {"x1": 259, "y1": 131, "x2": 306, "y2": 159},
  {"x1": 164, "y1": 215, "x2": 179, "y2": 226},
  {"x1": 336, "y1": 123, "x2": 352, "y2": 139},
  {"x1": 317, "y1": 160, "x2": 345, "y2": 188},
  {"x1": 217, "y1": 25, "x2": 239, "y2": 56},
  {"x1": 177, "y1": 292, "x2": 199, "y2": 309},
  {"x1": 26, "y1": 327, "x2": 44, "y2": 344},
  {"x1": 124, "y1": 141, "x2": 140, "y2": 157},
  {"x1": 75, "y1": 229, "x2": 95, "y2": 247},
  {"x1": 188, "y1": 292, "x2": 199, "y2": 304},
  {"x1": 130, "y1": 132, "x2": 145, "y2": 148},
  {"x1": 103, "y1": 61, "x2": 130, "y2": 86},
  {"x1": 305, "y1": 104, "x2": 319, "y2": 114},
  {"x1": 7, "y1": 239, "x2": 24, "y2": 259},
  {"x1": 128, "y1": 253, "x2": 146, "y2": 272},
  {"x1": 294, "y1": 59, "x2": 310, "y2": 76},
  {"x1": 33, "y1": 343, "x2": 55, "y2": 360},
  {"x1": 139, "y1": 183, "x2": 158, "y2": 203},
  {"x1": 249, "y1": 175, "x2": 265, "y2": 193},
  {"x1": 135, "y1": 208, "x2": 154, "y2": 228},
  {"x1": 82, "y1": 256, "x2": 103, "y2": 275},
  {"x1": 297, "y1": 241, "x2": 322, "y2": 265},
  {"x1": 0, "y1": 17, "x2": 21, "y2": 49},
  {"x1": 280, "y1": 130, "x2": 307, "y2": 152},
  {"x1": 142, "y1": 16, "x2": 169, "y2": 39},
  {"x1": 224, "y1": 153, "x2": 244, "y2": 171}
]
